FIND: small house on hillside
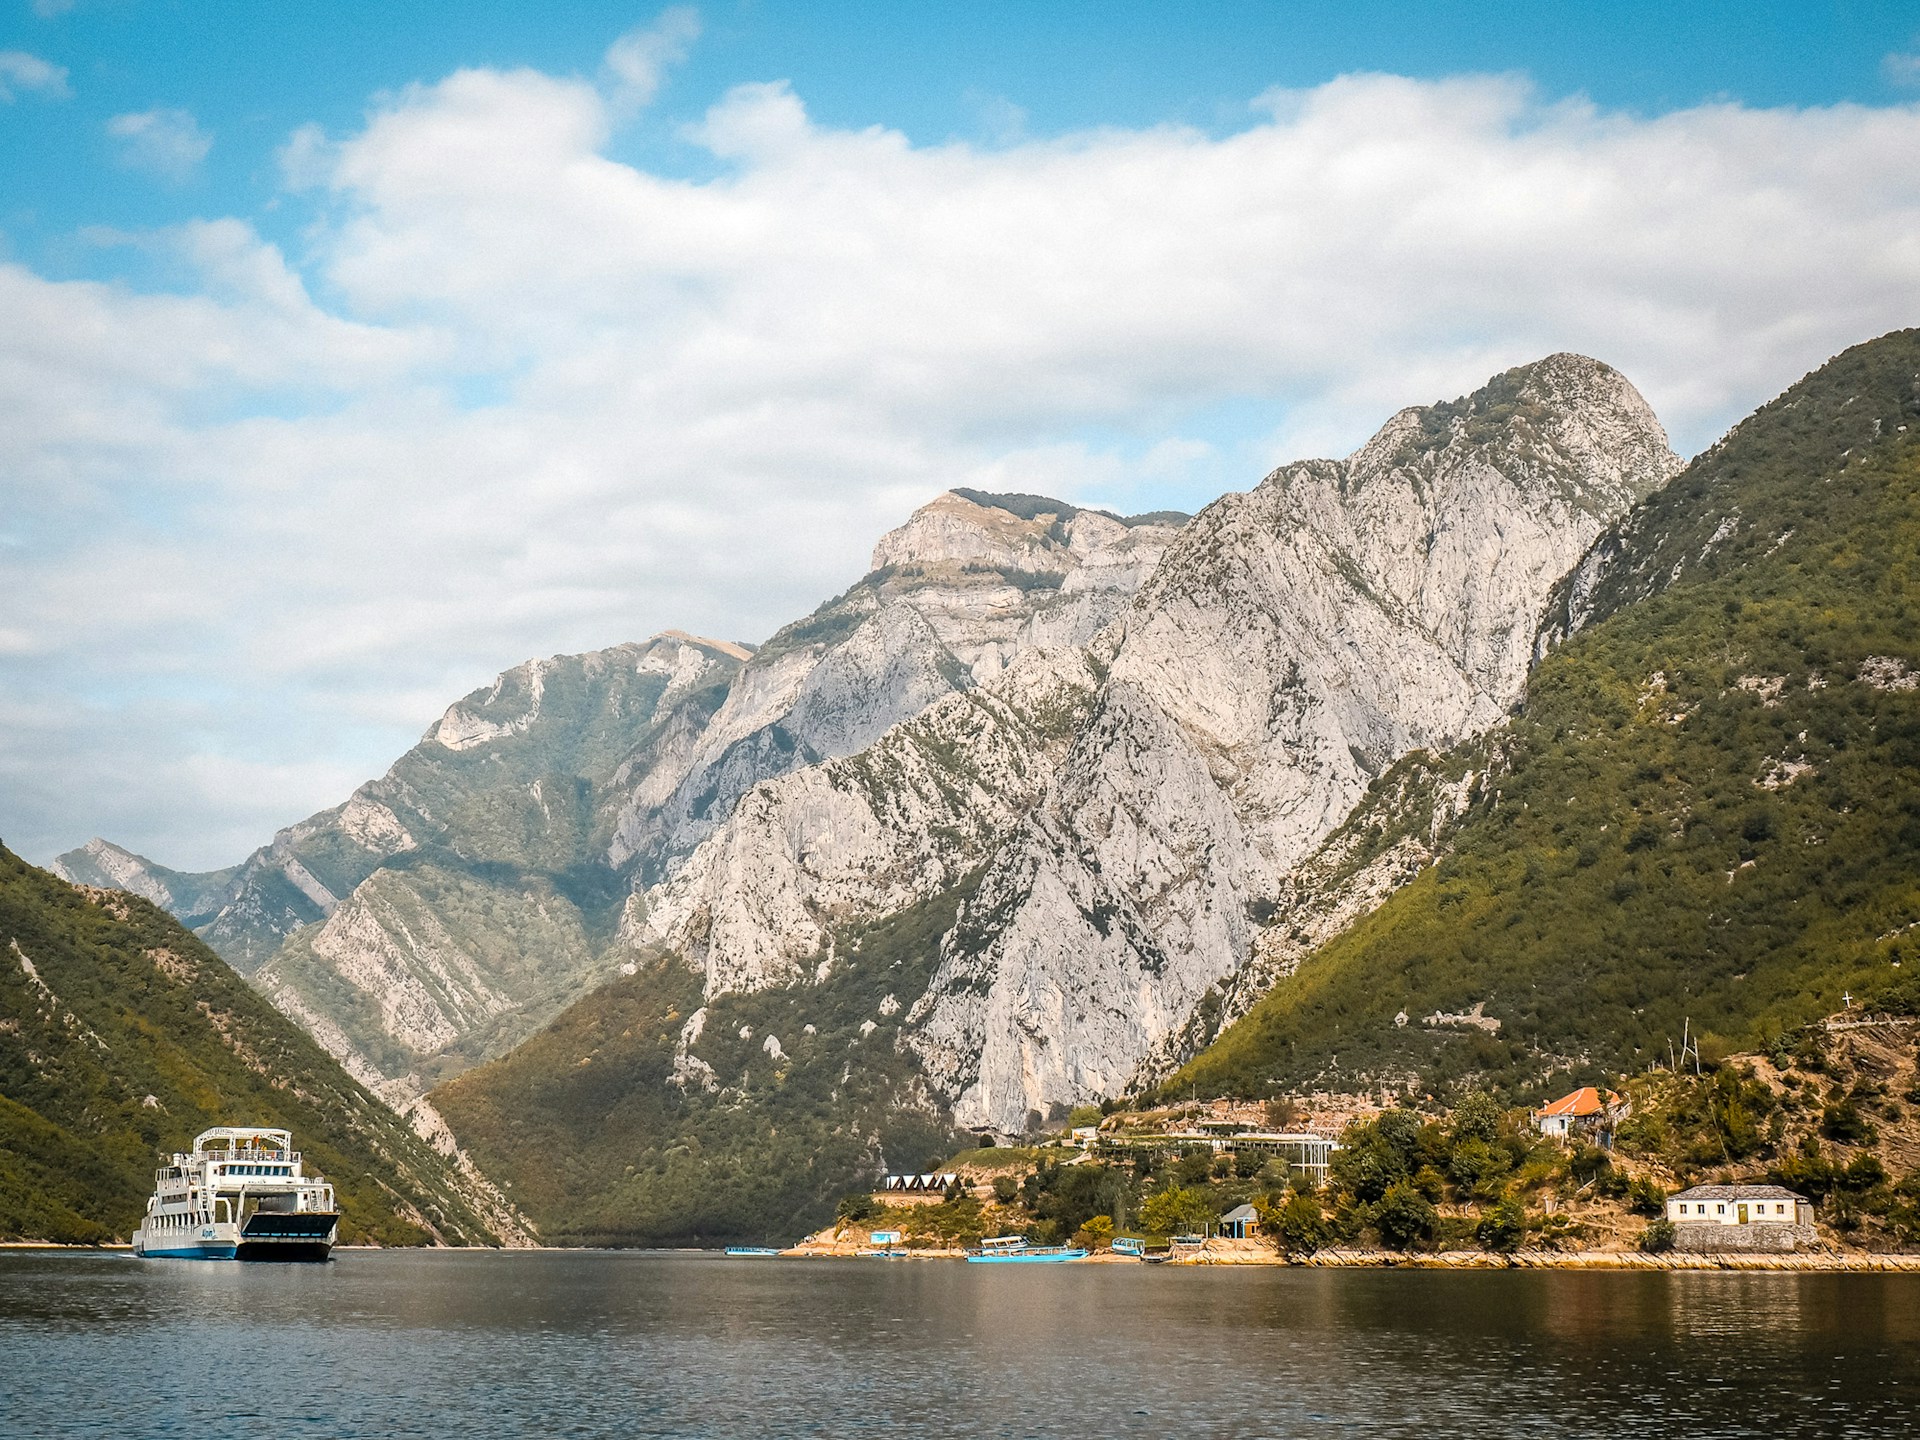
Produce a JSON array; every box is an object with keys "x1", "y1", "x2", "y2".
[
  {"x1": 875, "y1": 1173, "x2": 961, "y2": 1205},
  {"x1": 1665, "y1": 1184, "x2": 1815, "y2": 1253},
  {"x1": 1219, "y1": 1204, "x2": 1259, "y2": 1240},
  {"x1": 1533, "y1": 1087, "x2": 1627, "y2": 1142}
]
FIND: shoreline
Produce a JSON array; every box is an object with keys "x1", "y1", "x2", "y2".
[
  {"x1": 10, "y1": 1240, "x2": 1920, "y2": 1272},
  {"x1": 779, "y1": 1237, "x2": 1920, "y2": 1272}
]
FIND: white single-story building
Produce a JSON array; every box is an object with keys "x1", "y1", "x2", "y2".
[{"x1": 1665, "y1": 1184, "x2": 1816, "y2": 1252}]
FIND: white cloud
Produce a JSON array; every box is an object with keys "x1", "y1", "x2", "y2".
[
  {"x1": 602, "y1": 6, "x2": 701, "y2": 112},
  {"x1": 5, "y1": 67, "x2": 1920, "y2": 868},
  {"x1": 0, "y1": 49, "x2": 69, "y2": 101},
  {"x1": 31, "y1": 0, "x2": 76, "y2": 19},
  {"x1": 1886, "y1": 48, "x2": 1920, "y2": 88},
  {"x1": 107, "y1": 107, "x2": 213, "y2": 181}
]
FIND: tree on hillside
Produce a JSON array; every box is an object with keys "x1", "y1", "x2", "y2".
[
  {"x1": 1373, "y1": 1181, "x2": 1438, "y2": 1250},
  {"x1": 1262, "y1": 1192, "x2": 1330, "y2": 1257},
  {"x1": 1141, "y1": 1185, "x2": 1215, "y2": 1236},
  {"x1": 1475, "y1": 1196, "x2": 1528, "y2": 1253}
]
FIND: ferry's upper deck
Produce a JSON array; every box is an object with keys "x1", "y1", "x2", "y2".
[{"x1": 151, "y1": 1127, "x2": 332, "y2": 1209}]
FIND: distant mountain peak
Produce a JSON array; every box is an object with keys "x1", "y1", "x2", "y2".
[
  {"x1": 869, "y1": 488, "x2": 1185, "y2": 575},
  {"x1": 654, "y1": 629, "x2": 755, "y2": 662},
  {"x1": 1350, "y1": 353, "x2": 1677, "y2": 517}
]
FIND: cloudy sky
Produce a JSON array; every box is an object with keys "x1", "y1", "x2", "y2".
[{"x1": 3, "y1": 1, "x2": 1919, "y2": 870}]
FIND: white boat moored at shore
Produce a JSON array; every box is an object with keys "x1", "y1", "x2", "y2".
[{"x1": 131, "y1": 1127, "x2": 338, "y2": 1262}]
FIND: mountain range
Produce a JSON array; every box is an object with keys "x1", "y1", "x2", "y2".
[
  {"x1": 0, "y1": 842, "x2": 523, "y2": 1245},
  {"x1": 44, "y1": 330, "x2": 1920, "y2": 1243}
]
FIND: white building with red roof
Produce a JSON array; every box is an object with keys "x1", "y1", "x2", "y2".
[{"x1": 1533, "y1": 1086, "x2": 1627, "y2": 1141}]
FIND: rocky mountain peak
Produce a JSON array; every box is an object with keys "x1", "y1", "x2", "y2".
[
  {"x1": 1352, "y1": 352, "x2": 1676, "y2": 517},
  {"x1": 430, "y1": 633, "x2": 743, "y2": 754},
  {"x1": 49, "y1": 837, "x2": 237, "y2": 921},
  {"x1": 909, "y1": 352, "x2": 1680, "y2": 1133},
  {"x1": 869, "y1": 490, "x2": 1070, "y2": 573},
  {"x1": 868, "y1": 489, "x2": 1186, "y2": 575}
]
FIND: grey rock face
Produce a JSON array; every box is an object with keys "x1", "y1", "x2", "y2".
[
  {"x1": 51, "y1": 838, "x2": 239, "y2": 927},
  {"x1": 605, "y1": 491, "x2": 1182, "y2": 879},
  {"x1": 69, "y1": 358, "x2": 1677, "y2": 1153},
  {"x1": 638, "y1": 646, "x2": 1102, "y2": 997},
  {"x1": 71, "y1": 633, "x2": 746, "y2": 1089},
  {"x1": 907, "y1": 354, "x2": 1677, "y2": 1133}
]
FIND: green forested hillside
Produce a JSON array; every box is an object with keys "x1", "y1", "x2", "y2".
[
  {"x1": 0, "y1": 845, "x2": 507, "y2": 1245},
  {"x1": 433, "y1": 883, "x2": 970, "y2": 1245},
  {"x1": 1173, "y1": 329, "x2": 1920, "y2": 1102}
]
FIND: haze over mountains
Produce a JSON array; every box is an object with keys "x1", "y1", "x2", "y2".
[{"x1": 44, "y1": 332, "x2": 1920, "y2": 1242}]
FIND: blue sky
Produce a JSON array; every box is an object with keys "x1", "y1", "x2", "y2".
[
  {"x1": 3, "y1": 1, "x2": 1920, "y2": 869},
  {"x1": 7, "y1": 2, "x2": 1917, "y2": 271}
]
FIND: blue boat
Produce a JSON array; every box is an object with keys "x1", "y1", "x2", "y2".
[
  {"x1": 965, "y1": 1235, "x2": 1088, "y2": 1264},
  {"x1": 724, "y1": 1246, "x2": 782, "y2": 1257}
]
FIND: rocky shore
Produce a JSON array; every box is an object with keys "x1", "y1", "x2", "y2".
[{"x1": 785, "y1": 1227, "x2": 1920, "y2": 1271}]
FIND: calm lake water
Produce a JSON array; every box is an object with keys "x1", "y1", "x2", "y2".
[{"x1": 3, "y1": 1249, "x2": 1917, "y2": 1438}]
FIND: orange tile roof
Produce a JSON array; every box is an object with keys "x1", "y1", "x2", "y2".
[{"x1": 1536, "y1": 1086, "x2": 1623, "y2": 1118}]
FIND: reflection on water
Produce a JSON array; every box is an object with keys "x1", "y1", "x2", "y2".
[{"x1": 2, "y1": 1250, "x2": 1917, "y2": 1438}]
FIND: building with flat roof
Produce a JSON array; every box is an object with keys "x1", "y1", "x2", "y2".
[{"x1": 1665, "y1": 1184, "x2": 1815, "y2": 1252}]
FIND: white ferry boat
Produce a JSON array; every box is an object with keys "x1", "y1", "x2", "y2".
[{"x1": 131, "y1": 1127, "x2": 338, "y2": 1262}]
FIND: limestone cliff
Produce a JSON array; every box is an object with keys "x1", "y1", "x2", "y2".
[
  {"x1": 65, "y1": 358, "x2": 1676, "y2": 1156},
  {"x1": 906, "y1": 355, "x2": 1677, "y2": 1132},
  {"x1": 61, "y1": 633, "x2": 746, "y2": 1100},
  {"x1": 636, "y1": 646, "x2": 1103, "y2": 997},
  {"x1": 605, "y1": 492, "x2": 1182, "y2": 879}
]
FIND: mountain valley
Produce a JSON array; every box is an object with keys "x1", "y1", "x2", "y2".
[{"x1": 41, "y1": 333, "x2": 1920, "y2": 1245}]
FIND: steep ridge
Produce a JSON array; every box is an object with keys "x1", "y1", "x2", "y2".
[
  {"x1": 0, "y1": 843, "x2": 525, "y2": 1245},
  {"x1": 59, "y1": 633, "x2": 748, "y2": 1097},
  {"x1": 58, "y1": 633, "x2": 745, "y2": 969},
  {"x1": 908, "y1": 354, "x2": 1678, "y2": 1132},
  {"x1": 1171, "y1": 328, "x2": 1920, "y2": 1102},
  {"x1": 49, "y1": 839, "x2": 239, "y2": 928},
  {"x1": 62, "y1": 495, "x2": 1180, "y2": 1109},
  {"x1": 432, "y1": 352, "x2": 1682, "y2": 1244},
  {"x1": 605, "y1": 493, "x2": 1183, "y2": 880},
  {"x1": 637, "y1": 645, "x2": 1103, "y2": 996}
]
